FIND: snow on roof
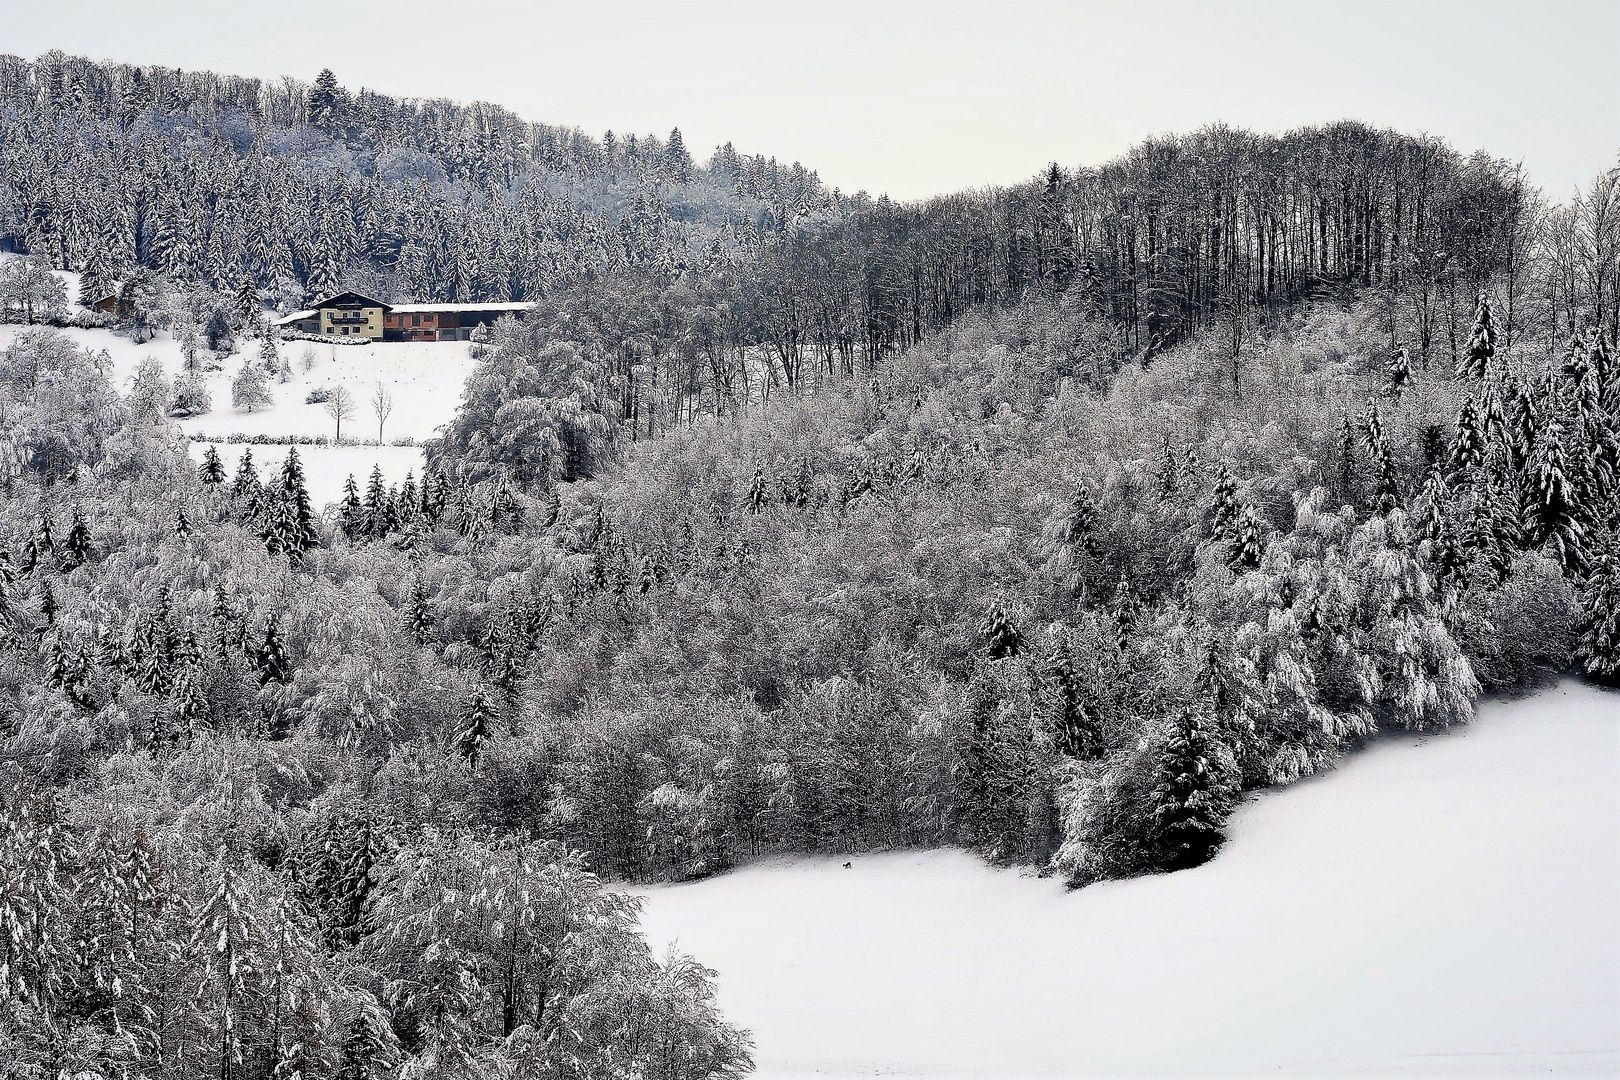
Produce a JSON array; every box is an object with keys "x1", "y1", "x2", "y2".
[
  {"x1": 274, "y1": 309, "x2": 317, "y2": 324},
  {"x1": 388, "y1": 302, "x2": 535, "y2": 313}
]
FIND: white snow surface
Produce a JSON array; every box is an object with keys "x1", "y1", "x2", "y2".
[{"x1": 635, "y1": 683, "x2": 1620, "y2": 1078}]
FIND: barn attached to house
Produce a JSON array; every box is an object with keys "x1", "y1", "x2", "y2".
[
  {"x1": 274, "y1": 293, "x2": 533, "y2": 342},
  {"x1": 382, "y1": 302, "x2": 534, "y2": 342}
]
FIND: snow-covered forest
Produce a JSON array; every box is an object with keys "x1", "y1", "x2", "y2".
[{"x1": 0, "y1": 47, "x2": 1617, "y2": 1079}]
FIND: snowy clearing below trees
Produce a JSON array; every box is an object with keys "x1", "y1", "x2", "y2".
[
  {"x1": 0, "y1": 255, "x2": 476, "y2": 505},
  {"x1": 636, "y1": 683, "x2": 1620, "y2": 1078}
]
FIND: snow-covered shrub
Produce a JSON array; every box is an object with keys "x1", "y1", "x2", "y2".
[{"x1": 171, "y1": 371, "x2": 213, "y2": 417}]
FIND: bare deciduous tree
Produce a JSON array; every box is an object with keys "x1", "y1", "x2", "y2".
[
  {"x1": 372, "y1": 382, "x2": 395, "y2": 445},
  {"x1": 325, "y1": 385, "x2": 356, "y2": 442}
]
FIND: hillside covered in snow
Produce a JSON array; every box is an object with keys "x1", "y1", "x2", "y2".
[{"x1": 1, "y1": 41, "x2": 1618, "y2": 1080}]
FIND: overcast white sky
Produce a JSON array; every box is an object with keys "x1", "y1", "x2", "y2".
[{"x1": 1, "y1": 0, "x2": 1615, "y2": 201}]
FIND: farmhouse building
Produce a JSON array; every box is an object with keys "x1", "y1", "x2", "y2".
[{"x1": 274, "y1": 293, "x2": 533, "y2": 342}]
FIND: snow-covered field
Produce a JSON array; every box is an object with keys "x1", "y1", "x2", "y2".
[
  {"x1": 0, "y1": 257, "x2": 475, "y2": 503},
  {"x1": 636, "y1": 683, "x2": 1620, "y2": 1078}
]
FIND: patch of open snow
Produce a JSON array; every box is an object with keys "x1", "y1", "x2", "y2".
[
  {"x1": 635, "y1": 683, "x2": 1620, "y2": 1078},
  {"x1": 1, "y1": 317, "x2": 475, "y2": 502}
]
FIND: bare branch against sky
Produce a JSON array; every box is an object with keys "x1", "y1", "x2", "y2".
[{"x1": 1, "y1": 0, "x2": 1614, "y2": 199}]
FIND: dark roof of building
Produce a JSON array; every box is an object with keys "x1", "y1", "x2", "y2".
[{"x1": 310, "y1": 291, "x2": 391, "y2": 310}]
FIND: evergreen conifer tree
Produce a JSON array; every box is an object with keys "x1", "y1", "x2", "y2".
[
  {"x1": 199, "y1": 444, "x2": 226, "y2": 486},
  {"x1": 258, "y1": 330, "x2": 280, "y2": 372},
  {"x1": 1452, "y1": 397, "x2": 1487, "y2": 475},
  {"x1": 1525, "y1": 414, "x2": 1586, "y2": 572},
  {"x1": 1385, "y1": 346, "x2": 1412, "y2": 399},
  {"x1": 1457, "y1": 291, "x2": 1499, "y2": 381},
  {"x1": 405, "y1": 578, "x2": 434, "y2": 644},
  {"x1": 271, "y1": 448, "x2": 318, "y2": 557},
  {"x1": 1417, "y1": 470, "x2": 1467, "y2": 590},
  {"x1": 255, "y1": 615, "x2": 290, "y2": 684},
  {"x1": 978, "y1": 599, "x2": 1022, "y2": 659},
  {"x1": 339, "y1": 474, "x2": 364, "y2": 538},
  {"x1": 1576, "y1": 533, "x2": 1620, "y2": 684},
  {"x1": 1337, "y1": 413, "x2": 1358, "y2": 502},
  {"x1": 1042, "y1": 652, "x2": 1100, "y2": 759},
  {"x1": 1155, "y1": 435, "x2": 1180, "y2": 500},
  {"x1": 1420, "y1": 424, "x2": 1448, "y2": 476},
  {"x1": 60, "y1": 509, "x2": 90, "y2": 570},
  {"x1": 1210, "y1": 463, "x2": 1241, "y2": 540},
  {"x1": 235, "y1": 279, "x2": 260, "y2": 330},
  {"x1": 1151, "y1": 699, "x2": 1237, "y2": 871},
  {"x1": 454, "y1": 689, "x2": 494, "y2": 768},
  {"x1": 362, "y1": 465, "x2": 386, "y2": 535},
  {"x1": 1230, "y1": 503, "x2": 1267, "y2": 570}
]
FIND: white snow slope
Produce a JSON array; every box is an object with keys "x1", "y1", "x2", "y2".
[{"x1": 636, "y1": 683, "x2": 1620, "y2": 1078}]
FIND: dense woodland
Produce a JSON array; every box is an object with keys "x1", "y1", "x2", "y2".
[{"x1": 1, "y1": 50, "x2": 1619, "y2": 1080}]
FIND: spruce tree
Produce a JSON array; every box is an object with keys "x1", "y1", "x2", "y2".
[
  {"x1": 405, "y1": 578, "x2": 434, "y2": 644},
  {"x1": 1576, "y1": 533, "x2": 1620, "y2": 684},
  {"x1": 978, "y1": 599, "x2": 1023, "y2": 659},
  {"x1": 1060, "y1": 483, "x2": 1103, "y2": 558},
  {"x1": 1043, "y1": 652, "x2": 1101, "y2": 759},
  {"x1": 258, "y1": 330, "x2": 280, "y2": 372},
  {"x1": 1210, "y1": 462, "x2": 1241, "y2": 540},
  {"x1": 1417, "y1": 471, "x2": 1467, "y2": 590},
  {"x1": 1420, "y1": 424, "x2": 1448, "y2": 476},
  {"x1": 1155, "y1": 435, "x2": 1180, "y2": 500},
  {"x1": 334, "y1": 992, "x2": 399, "y2": 1080},
  {"x1": 1151, "y1": 701, "x2": 1237, "y2": 871},
  {"x1": 1370, "y1": 434, "x2": 1402, "y2": 514},
  {"x1": 255, "y1": 615, "x2": 290, "y2": 684},
  {"x1": 1525, "y1": 414, "x2": 1586, "y2": 572},
  {"x1": 1457, "y1": 291, "x2": 1499, "y2": 381},
  {"x1": 339, "y1": 474, "x2": 364, "y2": 538},
  {"x1": 234, "y1": 279, "x2": 260, "y2": 330},
  {"x1": 211, "y1": 584, "x2": 244, "y2": 655},
  {"x1": 1385, "y1": 346, "x2": 1412, "y2": 399},
  {"x1": 454, "y1": 689, "x2": 494, "y2": 768},
  {"x1": 362, "y1": 465, "x2": 386, "y2": 535},
  {"x1": 37, "y1": 580, "x2": 57, "y2": 629},
  {"x1": 310, "y1": 68, "x2": 343, "y2": 129},
  {"x1": 60, "y1": 509, "x2": 90, "y2": 570},
  {"x1": 199, "y1": 444, "x2": 226, "y2": 486},
  {"x1": 1506, "y1": 375, "x2": 1539, "y2": 472},
  {"x1": 1230, "y1": 503, "x2": 1266, "y2": 570},
  {"x1": 1451, "y1": 397, "x2": 1487, "y2": 476},
  {"x1": 273, "y1": 448, "x2": 319, "y2": 557},
  {"x1": 1337, "y1": 413, "x2": 1358, "y2": 503},
  {"x1": 397, "y1": 471, "x2": 418, "y2": 524}
]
